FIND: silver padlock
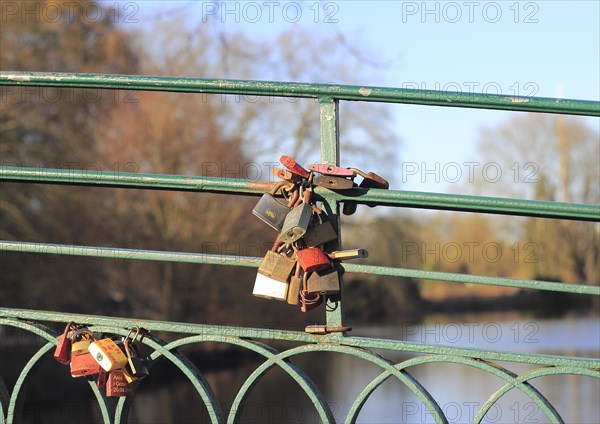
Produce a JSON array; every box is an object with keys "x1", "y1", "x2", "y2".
[{"x1": 280, "y1": 189, "x2": 312, "y2": 243}]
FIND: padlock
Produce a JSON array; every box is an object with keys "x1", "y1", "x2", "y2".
[
  {"x1": 307, "y1": 164, "x2": 356, "y2": 178},
  {"x1": 328, "y1": 249, "x2": 368, "y2": 261},
  {"x1": 253, "y1": 272, "x2": 289, "y2": 301},
  {"x1": 69, "y1": 329, "x2": 101, "y2": 377},
  {"x1": 272, "y1": 167, "x2": 303, "y2": 183},
  {"x1": 124, "y1": 329, "x2": 149, "y2": 380},
  {"x1": 306, "y1": 267, "x2": 341, "y2": 295},
  {"x1": 287, "y1": 263, "x2": 302, "y2": 305},
  {"x1": 302, "y1": 214, "x2": 338, "y2": 247},
  {"x1": 252, "y1": 182, "x2": 293, "y2": 231},
  {"x1": 257, "y1": 249, "x2": 296, "y2": 282},
  {"x1": 296, "y1": 247, "x2": 331, "y2": 273},
  {"x1": 305, "y1": 325, "x2": 352, "y2": 334},
  {"x1": 106, "y1": 369, "x2": 135, "y2": 397},
  {"x1": 280, "y1": 155, "x2": 310, "y2": 179},
  {"x1": 313, "y1": 175, "x2": 354, "y2": 190},
  {"x1": 97, "y1": 368, "x2": 108, "y2": 390},
  {"x1": 349, "y1": 168, "x2": 390, "y2": 189},
  {"x1": 54, "y1": 322, "x2": 75, "y2": 365},
  {"x1": 88, "y1": 338, "x2": 128, "y2": 372},
  {"x1": 280, "y1": 189, "x2": 312, "y2": 243},
  {"x1": 300, "y1": 272, "x2": 323, "y2": 312}
]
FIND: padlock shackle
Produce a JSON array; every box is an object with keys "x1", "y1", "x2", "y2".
[
  {"x1": 61, "y1": 321, "x2": 75, "y2": 338},
  {"x1": 70, "y1": 328, "x2": 93, "y2": 341},
  {"x1": 270, "y1": 181, "x2": 294, "y2": 196}
]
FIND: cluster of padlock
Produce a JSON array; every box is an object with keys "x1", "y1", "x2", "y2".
[
  {"x1": 53, "y1": 322, "x2": 148, "y2": 397},
  {"x1": 251, "y1": 156, "x2": 387, "y2": 312}
]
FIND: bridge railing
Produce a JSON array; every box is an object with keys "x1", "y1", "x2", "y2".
[{"x1": 1, "y1": 71, "x2": 599, "y2": 424}]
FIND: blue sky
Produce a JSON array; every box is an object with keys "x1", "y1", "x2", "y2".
[{"x1": 132, "y1": 1, "x2": 599, "y2": 192}]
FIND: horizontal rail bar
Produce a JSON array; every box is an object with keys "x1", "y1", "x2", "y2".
[
  {"x1": 1, "y1": 72, "x2": 599, "y2": 116},
  {"x1": 1, "y1": 167, "x2": 599, "y2": 221},
  {"x1": 1, "y1": 307, "x2": 598, "y2": 368},
  {"x1": 2, "y1": 241, "x2": 598, "y2": 296}
]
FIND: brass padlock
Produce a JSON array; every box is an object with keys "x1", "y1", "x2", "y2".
[
  {"x1": 306, "y1": 267, "x2": 341, "y2": 295},
  {"x1": 328, "y1": 249, "x2": 368, "y2": 261},
  {"x1": 257, "y1": 243, "x2": 297, "y2": 282},
  {"x1": 88, "y1": 338, "x2": 128, "y2": 372},
  {"x1": 280, "y1": 189, "x2": 312, "y2": 243},
  {"x1": 106, "y1": 369, "x2": 135, "y2": 397},
  {"x1": 305, "y1": 325, "x2": 352, "y2": 334},
  {"x1": 252, "y1": 182, "x2": 293, "y2": 231},
  {"x1": 286, "y1": 263, "x2": 302, "y2": 305}
]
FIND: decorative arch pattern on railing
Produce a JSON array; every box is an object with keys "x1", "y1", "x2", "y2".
[
  {"x1": 1, "y1": 310, "x2": 599, "y2": 423},
  {"x1": 1, "y1": 72, "x2": 599, "y2": 423}
]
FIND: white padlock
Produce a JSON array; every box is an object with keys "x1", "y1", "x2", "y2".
[{"x1": 252, "y1": 272, "x2": 289, "y2": 301}]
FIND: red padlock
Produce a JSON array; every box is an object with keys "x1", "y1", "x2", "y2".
[
  {"x1": 54, "y1": 322, "x2": 75, "y2": 365},
  {"x1": 97, "y1": 368, "x2": 108, "y2": 390},
  {"x1": 70, "y1": 352, "x2": 102, "y2": 377},
  {"x1": 106, "y1": 369, "x2": 135, "y2": 397},
  {"x1": 296, "y1": 247, "x2": 331, "y2": 273},
  {"x1": 280, "y1": 155, "x2": 310, "y2": 179}
]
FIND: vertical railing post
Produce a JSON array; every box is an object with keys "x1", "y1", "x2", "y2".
[{"x1": 319, "y1": 97, "x2": 344, "y2": 328}]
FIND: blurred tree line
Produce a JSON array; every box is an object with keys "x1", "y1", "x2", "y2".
[{"x1": 1, "y1": 1, "x2": 598, "y2": 327}]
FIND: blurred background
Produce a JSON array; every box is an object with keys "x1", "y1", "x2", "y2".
[{"x1": 1, "y1": 1, "x2": 598, "y2": 423}]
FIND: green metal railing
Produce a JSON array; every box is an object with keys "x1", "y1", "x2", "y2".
[{"x1": 1, "y1": 72, "x2": 599, "y2": 424}]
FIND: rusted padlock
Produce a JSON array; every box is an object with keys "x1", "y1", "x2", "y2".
[
  {"x1": 313, "y1": 175, "x2": 354, "y2": 190},
  {"x1": 300, "y1": 272, "x2": 323, "y2": 312}
]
